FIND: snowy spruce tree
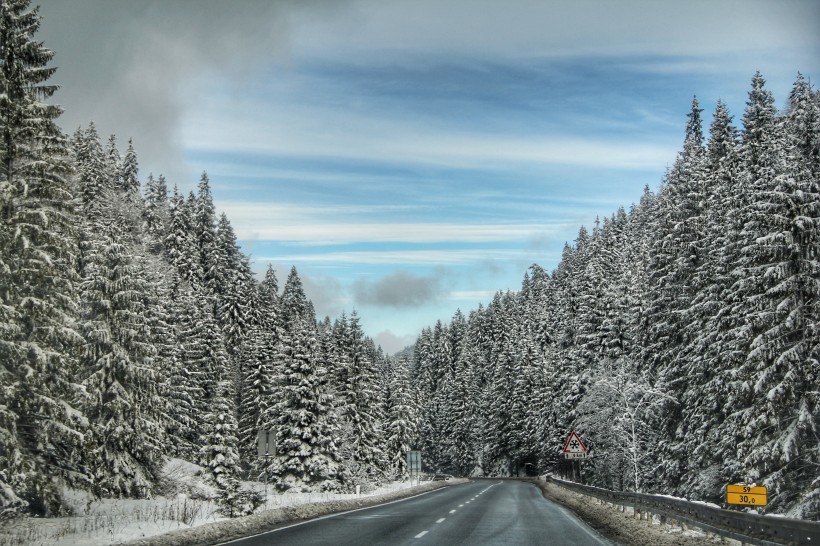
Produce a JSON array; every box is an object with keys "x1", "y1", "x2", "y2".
[
  {"x1": 383, "y1": 357, "x2": 419, "y2": 478},
  {"x1": 239, "y1": 264, "x2": 280, "y2": 472},
  {"x1": 334, "y1": 312, "x2": 387, "y2": 488},
  {"x1": 0, "y1": 0, "x2": 87, "y2": 515},
  {"x1": 270, "y1": 271, "x2": 340, "y2": 491},
  {"x1": 78, "y1": 226, "x2": 166, "y2": 498}
]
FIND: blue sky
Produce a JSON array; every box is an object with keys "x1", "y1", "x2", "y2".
[{"x1": 38, "y1": 0, "x2": 820, "y2": 353}]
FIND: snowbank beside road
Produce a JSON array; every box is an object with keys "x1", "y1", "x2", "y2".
[{"x1": 124, "y1": 479, "x2": 469, "y2": 546}]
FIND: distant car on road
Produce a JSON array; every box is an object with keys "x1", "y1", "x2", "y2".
[{"x1": 432, "y1": 474, "x2": 453, "y2": 481}]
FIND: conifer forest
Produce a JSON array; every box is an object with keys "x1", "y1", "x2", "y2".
[{"x1": 1, "y1": 0, "x2": 818, "y2": 522}]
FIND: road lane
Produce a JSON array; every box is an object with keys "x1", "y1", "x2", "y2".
[{"x1": 223, "y1": 480, "x2": 611, "y2": 546}]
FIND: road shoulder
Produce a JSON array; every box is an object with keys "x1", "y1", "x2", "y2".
[
  {"x1": 529, "y1": 479, "x2": 715, "y2": 546},
  {"x1": 123, "y1": 479, "x2": 469, "y2": 546}
]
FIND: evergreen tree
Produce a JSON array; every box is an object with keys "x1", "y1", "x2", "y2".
[
  {"x1": 335, "y1": 312, "x2": 386, "y2": 487},
  {"x1": 71, "y1": 123, "x2": 106, "y2": 215},
  {"x1": 142, "y1": 173, "x2": 169, "y2": 252},
  {"x1": 163, "y1": 279, "x2": 207, "y2": 460},
  {"x1": 383, "y1": 357, "x2": 418, "y2": 478},
  {"x1": 165, "y1": 185, "x2": 202, "y2": 288},
  {"x1": 120, "y1": 138, "x2": 139, "y2": 194},
  {"x1": 271, "y1": 313, "x2": 340, "y2": 491},
  {"x1": 79, "y1": 227, "x2": 166, "y2": 498},
  {"x1": 239, "y1": 265, "x2": 280, "y2": 470},
  {"x1": 198, "y1": 332, "x2": 244, "y2": 514},
  {"x1": 0, "y1": 0, "x2": 87, "y2": 515}
]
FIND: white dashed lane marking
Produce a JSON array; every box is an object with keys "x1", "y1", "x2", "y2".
[
  {"x1": 436, "y1": 518, "x2": 445, "y2": 523},
  {"x1": 415, "y1": 530, "x2": 428, "y2": 539}
]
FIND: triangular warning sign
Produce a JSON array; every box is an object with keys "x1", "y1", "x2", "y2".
[{"x1": 563, "y1": 431, "x2": 587, "y2": 453}]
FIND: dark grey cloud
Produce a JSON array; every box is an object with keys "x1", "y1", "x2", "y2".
[{"x1": 353, "y1": 271, "x2": 442, "y2": 308}]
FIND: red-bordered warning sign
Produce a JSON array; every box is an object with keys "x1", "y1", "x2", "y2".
[{"x1": 563, "y1": 431, "x2": 587, "y2": 454}]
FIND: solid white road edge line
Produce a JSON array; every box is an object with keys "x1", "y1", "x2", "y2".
[{"x1": 218, "y1": 484, "x2": 468, "y2": 545}]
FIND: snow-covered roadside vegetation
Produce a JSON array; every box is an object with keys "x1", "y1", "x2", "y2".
[{"x1": 0, "y1": 458, "x2": 439, "y2": 546}]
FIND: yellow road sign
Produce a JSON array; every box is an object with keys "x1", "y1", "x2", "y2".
[{"x1": 726, "y1": 484, "x2": 767, "y2": 506}]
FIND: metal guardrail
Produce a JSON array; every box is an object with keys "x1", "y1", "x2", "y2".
[{"x1": 544, "y1": 476, "x2": 820, "y2": 546}]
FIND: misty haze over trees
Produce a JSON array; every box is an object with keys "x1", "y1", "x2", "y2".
[{"x1": 1, "y1": 0, "x2": 818, "y2": 522}]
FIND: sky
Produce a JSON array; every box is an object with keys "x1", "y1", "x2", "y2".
[{"x1": 36, "y1": 0, "x2": 820, "y2": 354}]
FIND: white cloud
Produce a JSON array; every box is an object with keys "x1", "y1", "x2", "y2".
[
  {"x1": 259, "y1": 249, "x2": 534, "y2": 266},
  {"x1": 184, "y1": 102, "x2": 678, "y2": 172},
  {"x1": 218, "y1": 200, "x2": 572, "y2": 245}
]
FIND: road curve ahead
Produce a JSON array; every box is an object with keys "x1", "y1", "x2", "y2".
[{"x1": 222, "y1": 479, "x2": 611, "y2": 546}]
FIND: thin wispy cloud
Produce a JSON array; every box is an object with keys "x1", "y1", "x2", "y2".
[
  {"x1": 187, "y1": 113, "x2": 678, "y2": 172},
  {"x1": 231, "y1": 222, "x2": 567, "y2": 245},
  {"x1": 260, "y1": 249, "x2": 537, "y2": 266}
]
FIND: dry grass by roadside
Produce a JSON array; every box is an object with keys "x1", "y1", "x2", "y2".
[{"x1": 530, "y1": 479, "x2": 725, "y2": 546}]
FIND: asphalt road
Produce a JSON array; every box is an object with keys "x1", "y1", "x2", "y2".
[{"x1": 223, "y1": 479, "x2": 612, "y2": 546}]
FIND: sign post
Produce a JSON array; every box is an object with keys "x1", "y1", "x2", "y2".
[
  {"x1": 257, "y1": 430, "x2": 275, "y2": 506},
  {"x1": 726, "y1": 484, "x2": 767, "y2": 506},
  {"x1": 407, "y1": 450, "x2": 421, "y2": 485}
]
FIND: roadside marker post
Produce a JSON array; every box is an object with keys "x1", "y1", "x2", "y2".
[
  {"x1": 407, "y1": 450, "x2": 421, "y2": 486},
  {"x1": 257, "y1": 430, "x2": 275, "y2": 507}
]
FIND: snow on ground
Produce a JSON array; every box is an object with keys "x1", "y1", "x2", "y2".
[{"x1": 0, "y1": 459, "x2": 456, "y2": 546}]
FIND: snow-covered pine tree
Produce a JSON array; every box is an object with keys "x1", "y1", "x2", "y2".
[
  {"x1": 443, "y1": 329, "x2": 481, "y2": 476},
  {"x1": 279, "y1": 266, "x2": 313, "y2": 328},
  {"x1": 508, "y1": 333, "x2": 541, "y2": 473},
  {"x1": 120, "y1": 138, "x2": 139, "y2": 194},
  {"x1": 78, "y1": 226, "x2": 166, "y2": 498},
  {"x1": 165, "y1": 185, "x2": 203, "y2": 288},
  {"x1": 383, "y1": 356, "x2": 419, "y2": 478},
  {"x1": 163, "y1": 277, "x2": 207, "y2": 461},
  {"x1": 643, "y1": 97, "x2": 709, "y2": 493},
  {"x1": 675, "y1": 100, "x2": 741, "y2": 501},
  {"x1": 198, "y1": 324, "x2": 245, "y2": 514},
  {"x1": 142, "y1": 173, "x2": 169, "y2": 253},
  {"x1": 105, "y1": 134, "x2": 122, "y2": 190},
  {"x1": 195, "y1": 172, "x2": 220, "y2": 297},
  {"x1": 334, "y1": 312, "x2": 386, "y2": 488},
  {"x1": 0, "y1": 0, "x2": 87, "y2": 515},
  {"x1": 270, "y1": 312, "x2": 340, "y2": 491},
  {"x1": 718, "y1": 72, "x2": 786, "y2": 491},
  {"x1": 71, "y1": 123, "x2": 107, "y2": 216},
  {"x1": 239, "y1": 265, "x2": 280, "y2": 471}
]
